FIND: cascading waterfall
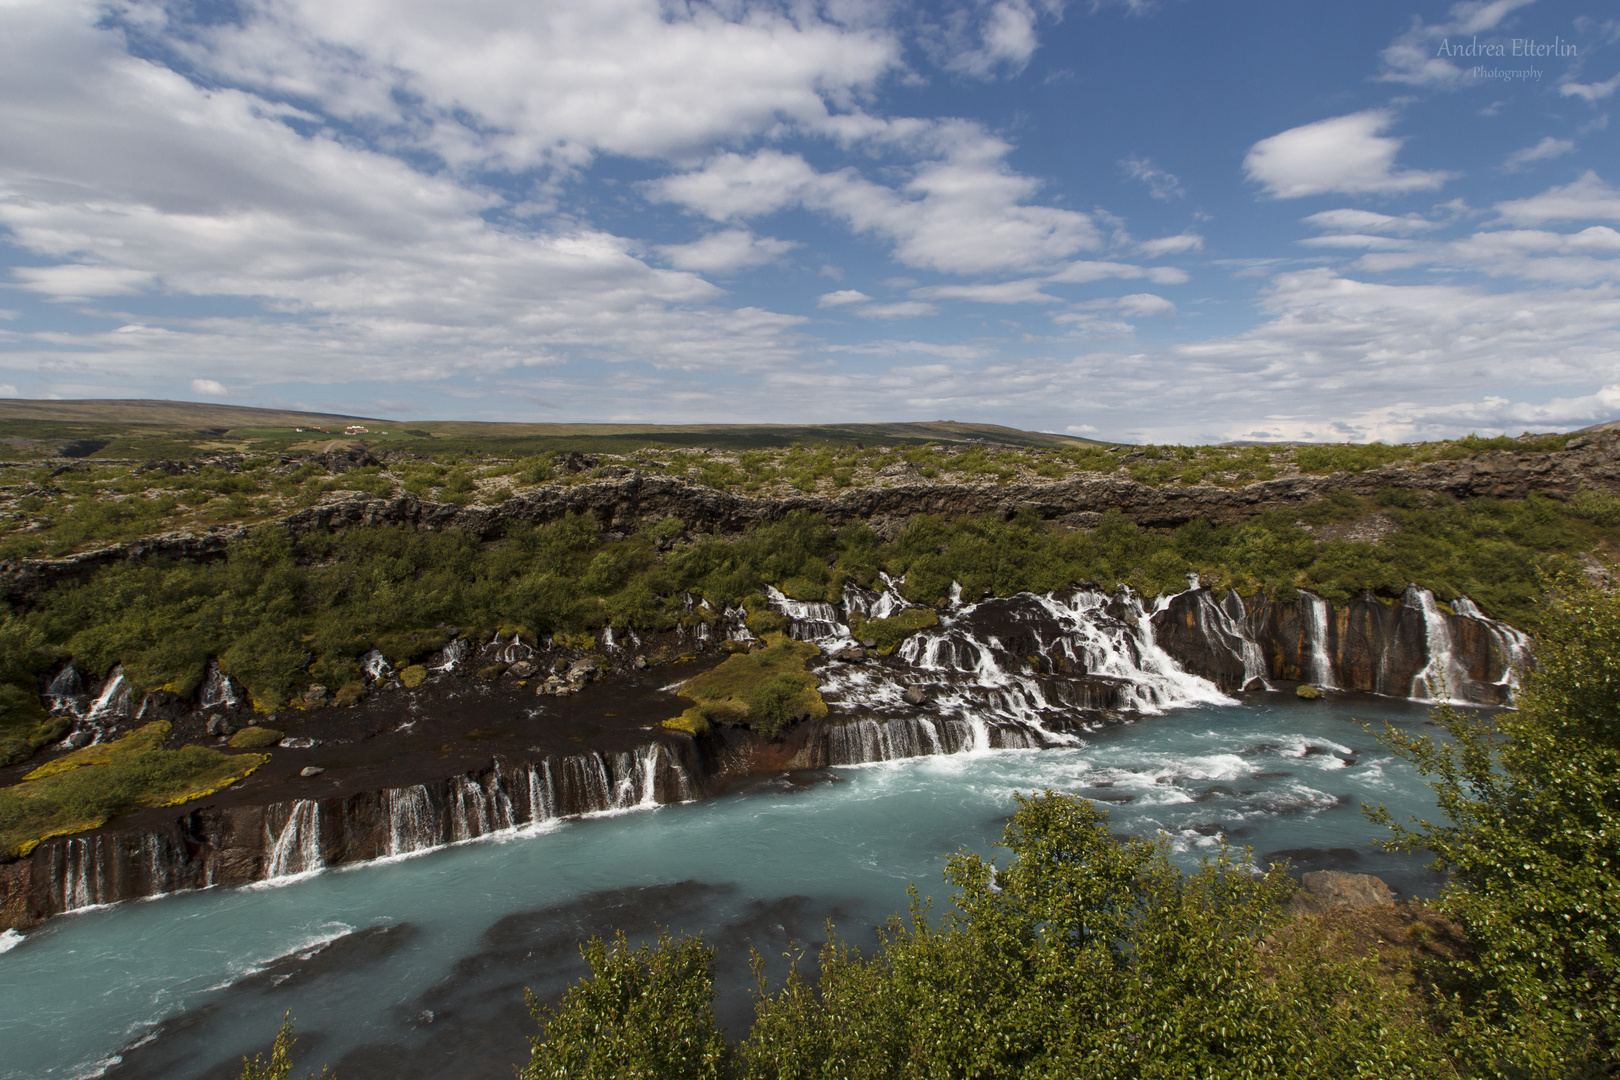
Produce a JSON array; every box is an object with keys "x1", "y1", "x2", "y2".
[
  {"x1": 85, "y1": 666, "x2": 132, "y2": 727},
  {"x1": 1301, "y1": 591, "x2": 1339, "y2": 689},
  {"x1": 1452, "y1": 595, "x2": 1532, "y2": 694},
  {"x1": 264, "y1": 801, "x2": 324, "y2": 879},
  {"x1": 376, "y1": 745, "x2": 695, "y2": 858},
  {"x1": 766, "y1": 586, "x2": 850, "y2": 642},
  {"x1": 385, "y1": 786, "x2": 440, "y2": 856},
  {"x1": 44, "y1": 663, "x2": 85, "y2": 716},
  {"x1": 1408, "y1": 587, "x2": 1471, "y2": 703},
  {"x1": 54, "y1": 836, "x2": 106, "y2": 911}
]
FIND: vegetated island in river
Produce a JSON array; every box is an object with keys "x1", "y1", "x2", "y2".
[{"x1": 1, "y1": 401, "x2": 1618, "y2": 933}]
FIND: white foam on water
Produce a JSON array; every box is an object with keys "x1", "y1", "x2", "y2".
[{"x1": 0, "y1": 929, "x2": 22, "y2": 955}]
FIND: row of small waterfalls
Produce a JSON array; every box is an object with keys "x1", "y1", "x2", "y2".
[{"x1": 5, "y1": 579, "x2": 1529, "y2": 927}]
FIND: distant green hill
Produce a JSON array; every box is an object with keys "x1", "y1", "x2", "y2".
[{"x1": 0, "y1": 399, "x2": 1105, "y2": 460}]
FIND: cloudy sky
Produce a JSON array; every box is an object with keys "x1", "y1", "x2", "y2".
[{"x1": 0, "y1": 0, "x2": 1616, "y2": 442}]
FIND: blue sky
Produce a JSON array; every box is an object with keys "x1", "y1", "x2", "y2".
[{"x1": 0, "y1": 0, "x2": 1615, "y2": 443}]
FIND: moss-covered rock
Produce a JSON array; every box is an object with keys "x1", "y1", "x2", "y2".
[
  {"x1": 3, "y1": 722, "x2": 267, "y2": 857},
  {"x1": 661, "y1": 707, "x2": 711, "y2": 736},
  {"x1": 1296, "y1": 684, "x2": 1322, "y2": 700},
  {"x1": 848, "y1": 608, "x2": 939, "y2": 655},
  {"x1": 228, "y1": 726, "x2": 284, "y2": 748},
  {"x1": 398, "y1": 665, "x2": 428, "y2": 689},
  {"x1": 334, "y1": 681, "x2": 367, "y2": 706},
  {"x1": 675, "y1": 633, "x2": 825, "y2": 739},
  {"x1": 476, "y1": 663, "x2": 508, "y2": 682}
]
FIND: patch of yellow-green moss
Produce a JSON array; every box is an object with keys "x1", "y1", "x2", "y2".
[
  {"x1": 661, "y1": 707, "x2": 711, "y2": 737},
  {"x1": 399, "y1": 664, "x2": 428, "y2": 689},
  {"x1": 3, "y1": 721, "x2": 268, "y2": 858},
  {"x1": 228, "y1": 726, "x2": 284, "y2": 749}
]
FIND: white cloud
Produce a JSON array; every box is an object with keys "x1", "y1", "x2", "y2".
[
  {"x1": 1302, "y1": 209, "x2": 1439, "y2": 235},
  {"x1": 855, "y1": 301, "x2": 939, "y2": 319},
  {"x1": 943, "y1": 0, "x2": 1042, "y2": 79},
  {"x1": 1136, "y1": 233, "x2": 1203, "y2": 256},
  {"x1": 1299, "y1": 234, "x2": 1418, "y2": 251},
  {"x1": 1245, "y1": 111, "x2": 1455, "y2": 199},
  {"x1": 656, "y1": 229, "x2": 797, "y2": 273},
  {"x1": 124, "y1": 0, "x2": 900, "y2": 170},
  {"x1": 190, "y1": 378, "x2": 229, "y2": 397},
  {"x1": 1500, "y1": 136, "x2": 1577, "y2": 172},
  {"x1": 0, "y1": 0, "x2": 815, "y2": 386},
  {"x1": 1494, "y1": 171, "x2": 1620, "y2": 224},
  {"x1": 652, "y1": 123, "x2": 1100, "y2": 275},
  {"x1": 818, "y1": 289, "x2": 872, "y2": 307},
  {"x1": 1113, "y1": 293, "x2": 1176, "y2": 318},
  {"x1": 1561, "y1": 72, "x2": 1620, "y2": 101},
  {"x1": 912, "y1": 279, "x2": 1059, "y2": 304},
  {"x1": 1377, "y1": 0, "x2": 1536, "y2": 88},
  {"x1": 1118, "y1": 155, "x2": 1183, "y2": 200}
]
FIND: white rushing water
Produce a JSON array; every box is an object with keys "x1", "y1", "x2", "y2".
[{"x1": 1301, "y1": 590, "x2": 1339, "y2": 690}]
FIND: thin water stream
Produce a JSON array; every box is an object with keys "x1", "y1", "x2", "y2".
[{"x1": 0, "y1": 692, "x2": 1448, "y2": 1080}]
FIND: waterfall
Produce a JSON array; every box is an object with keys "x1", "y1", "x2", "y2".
[
  {"x1": 44, "y1": 663, "x2": 85, "y2": 716},
  {"x1": 361, "y1": 649, "x2": 393, "y2": 682},
  {"x1": 264, "y1": 801, "x2": 324, "y2": 879},
  {"x1": 385, "y1": 786, "x2": 440, "y2": 856},
  {"x1": 55, "y1": 836, "x2": 107, "y2": 911},
  {"x1": 1408, "y1": 587, "x2": 1470, "y2": 703},
  {"x1": 86, "y1": 667, "x2": 132, "y2": 727},
  {"x1": 198, "y1": 663, "x2": 239, "y2": 710},
  {"x1": 1301, "y1": 591, "x2": 1339, "y2": 689},
  {"x1": 1452, "y1": 595, "x2": 1533, "y2": 696},
  {"x1": 432, "y1": 638, "x2": 469, "y2": 673},
  {"x1": 766, "y1": 586, "x2": 850, "y2": 642}
]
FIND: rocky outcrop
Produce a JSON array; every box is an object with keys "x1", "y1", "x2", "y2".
[
  {"x1": 1290, "y1": 871, "x2": 1396, "y2": 915},
  {"x1": 6, "y1": 433, "x2": 1620, "y2": 605}
]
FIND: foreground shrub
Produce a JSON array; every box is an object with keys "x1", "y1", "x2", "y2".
[
  {"x1": 521, "y1": 931, "x2": 731, "y2": 1080},
  {"x1": 1374, "y1": 579, "x2": 1620, "y2": 1071},
  {"x1": 525, "y1": 793, "x2": 1458, "y2": 1079}
]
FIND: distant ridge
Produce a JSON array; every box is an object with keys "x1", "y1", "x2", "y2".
[
  {"x1": 0, "y1": 399, "x2": 386, "y2": 428},
  {"x1": 0, "y1": 399, "x2": 1104, "y2": 450}
]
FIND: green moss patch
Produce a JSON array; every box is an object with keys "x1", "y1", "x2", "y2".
[
  {"x1": 660, "y1": 707, "x2": 711, "y2": 737},
  {"x1": 399, "y1": 664, "x2": 428, "y2": 689},
  {"x1": 2, "y1": 721, "x2": 267, "y2": 858},
  {"x1": 848, "y1": 608, "x2": 939, "y2": 654},
  {"x1": 675, "y1": 634, "x2": 826, "y2": 739},
  {"x1": 228, "y1": 726, "x2": 284, "y2": 749}
]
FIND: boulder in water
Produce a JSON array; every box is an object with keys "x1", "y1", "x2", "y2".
[
  {"x1": 834, "y1": 646, "x2": 867, "y2": 663},
  {"x1": 902, "y1": 686, "x2": 930, "y2": 707},
  {"x1": 1296, "y1": 684, "x2": 1321, "y2": 700},
  {"x1": 299, "y1": 766, "x2": 325, "y2": 778},
  {"x1": 508, "y1": 660, "x2": 537, "y2": 678}
]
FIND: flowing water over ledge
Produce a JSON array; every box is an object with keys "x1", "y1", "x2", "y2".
[
  {"x1": 7, "y1": 577, "x2": 1526, "y2": 929},
  {"x1": 0, "y1": 692, "x2": 1452, "y2": 1080}
]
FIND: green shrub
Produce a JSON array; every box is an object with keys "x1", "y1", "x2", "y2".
[
  {"x1": 521, "y1": 931, "x2": 731, "y2": 1080},
  {"x1": 848, "y1": 608, "x2": 938, "y2": 654},
  {"x1": 1373, "y1": 579, "x2": 1620, "y2": 1069}
]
